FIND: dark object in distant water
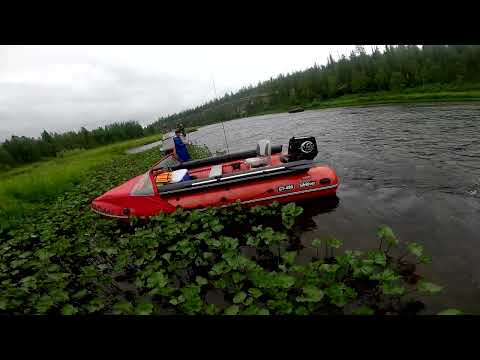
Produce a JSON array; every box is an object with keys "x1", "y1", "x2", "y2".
[{"x1": 288, "y1": 107, "x2": 304, "y2": 113}]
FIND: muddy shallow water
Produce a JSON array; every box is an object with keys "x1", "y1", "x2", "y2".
[{"x1": 189, "y1": 104, "x2": 480, "y2": 314}]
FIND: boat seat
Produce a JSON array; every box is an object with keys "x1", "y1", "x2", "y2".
[
  {"x1": 209, "y1": 164, "x2": 223, "y2": 178},
  {"x1": 245, "y1": 139, "x2": 272, "y2": 168}
]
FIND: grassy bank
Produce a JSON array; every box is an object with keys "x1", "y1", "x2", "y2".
[
  {"x1": 305, "y1": 89, "x2": 480, "y2": 110},
  {"x1": 0, "y1": 133, "x2": 164, "y2": 223}
]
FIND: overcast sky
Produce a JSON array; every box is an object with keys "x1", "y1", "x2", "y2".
[{"x1": 0, "y1": 45, "x2": 383, "y2": 140}]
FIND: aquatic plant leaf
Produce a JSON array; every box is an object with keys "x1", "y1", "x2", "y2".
[
  {"x1": 72, "y1": 289, "x2": 88, "y2": 300},
  {"x1": 295, "y1": 306, "x2": 309, "y2": 315},
  {"x1": 233, "y1": 291, "x2": 247, "y2": 304},
  {"x1": 169, "y1": 295, "x2": 185, "y2": 306},
  {"x1": 381, "y1": 283, "x2": 406, "y2": 296},
  {"x1": 419, "y1": 255, "x2": 432, "y2": 264},
  {"x1": 296, "y1": 286, "x2": 324, "y2": 302},
  {"x1": 224, "y1": 305, "x2": 239, "y2": 315},
  {"x1": 212, "y1": 224, "x2": 224, "y2": 233},
  {"x1": 353, "y1": 306, "x2": 375, "y2": 315},
  {"x1": 246, "y1": 235, "x2": 261, "y2": 247},
  {"x1": 438, "y1": 309, "x2": 463, "y2": 315},
  {"x1": 320, "y1": 263, "x2": 340, "y2": 273},
  {"x1": 418, "y1": 280, "x2": 443, "y2": 294},
  {"x1": 0, "y1": 299, "x2": 8, "y2": 310},
  {"x1": 370, "y1": 268, "x2": 400, "y2": 282},
  {"x1": 135, "y1": 301, "x2": 154, "y2": 315},
  {"x1": 377, "y1": 225, "x2": 399, "y2": 247},
  {"x1": 86, "y1": 298, "x2": 106, "y2": 313},
  {"x1": 195, "y1": 276, "x2": 208, "y2": 286},
  {"x1": 161, "y1": 253, "x2": 171, "y2": 262},
  {"x1": 112, "y1": 300, "x2": 134, "y2": 315},
  {"x1": 61, "y1": 304, "x2": 78, "y2": 315},
  {"x1": 354, "y1": 264, "x2": 375, "y2": 278},
  {"x1": 248, "y1": 288, "x2": 263, "y2": 299},
  {"x1": 281, "y1": 203, "x2": 303, "y2": 229},
  {"x1": 281, "y1": 251, "x2": 297, "y2": 265},
  {"x1": 377, "y1": 225, "x2": 395, "y2": 240},
  {"x1": 242, "y1": 305, "x2": 269, "y2": 315},
  {"x1": 325, "y1": 283, "x2": 357, "y2": 307},
  {"x1": 312, "y1": 238, "x2": 322, "y2": 248},
  {"x1": 326, "y1": 236, "x2": 342, "y2": 249},
  {"x1": 270, "y1": 273, "x2": 296, "y2": 289},
  {"x1": 35, "y1": 295, "x2": 54, "y2": 314},
  {"x1": 210, "y1": 262, "x2": 229, "y2": 276},
  {"x1": 370, "y1": 251, "x2": 387, "y2": 266},
  {"x1": 147, "y1": 272, "x2": 168, "y2": 289},
  {"x1": 232, "y1": 272, "x2": 246, "y2": 284},
  {"x1": 407, "y1": 243, "x2": 424, "y2": 257},
  {"x1": 205, "y1": 304, "x2": 219, "y2": 315}
]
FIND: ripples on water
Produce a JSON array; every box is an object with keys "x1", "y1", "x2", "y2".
[
  {"x1": 190, "y1": 104, "x2": 480, "y2": 314},
  {"x1": 191, "y1": 104, "x2": 480, "y2": 198}
]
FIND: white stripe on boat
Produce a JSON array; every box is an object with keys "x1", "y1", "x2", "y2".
[
  {"x1": 221, "y1": 170, "x2": 265, "y2": 180},
  {"x1": 263, "y1": 166, "x2": 286, "y2": 172},
  {"x1": 192, "y1": 179, "x2": 217, "y2": 186}
]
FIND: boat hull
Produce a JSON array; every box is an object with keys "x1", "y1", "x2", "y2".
[{"x1": 91, "y1": 164, "x2": 338, "y2": 219}]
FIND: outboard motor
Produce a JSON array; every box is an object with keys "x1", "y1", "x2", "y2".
[{"x1": 284, "y1": 136, "x2": 318, "y2": 162}]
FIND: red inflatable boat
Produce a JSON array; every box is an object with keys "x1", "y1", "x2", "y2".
[{"x1": 91, "y1": 136, "x2": 339, "y2": 219}]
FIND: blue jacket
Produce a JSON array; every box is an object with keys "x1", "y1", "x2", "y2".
[{"x1": 173, "y1": 136, "x2": 190, "y2": 162}]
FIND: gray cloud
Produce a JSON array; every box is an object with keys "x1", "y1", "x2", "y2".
[{"x1": 0, "y1": 45, "x2": 368, "y2": 141}]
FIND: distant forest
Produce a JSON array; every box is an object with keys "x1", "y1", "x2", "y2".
[
  {"x1": 1, "y1": 45, "x2": 480, "y2": 170},
  {"x1": 0, "y1": 122, "x2": 144, "y2": 171},
  {"x1": 145, "y1": 45, "x2": 480, "y2": 132}
]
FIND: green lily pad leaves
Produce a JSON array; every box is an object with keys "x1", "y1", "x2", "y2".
[
  {"x1": 296, "y1": 286, "x2": 324, "y2": 303},
  {"x1": 417, "y1": 280, "x2": 443, "y2": 294},
  {"x1": 224, "y1": 305, "x2": 239, "y2": 315},
  {"x1": 281, "y1": 203, "x2": 303, "y2": 229},
  {"x1": 233, "y1": 291, "x2": 247, "y2": 304},
  {"x1": 407, "y1": 243, "x2": 424, "y2": 257},
  {"x1": 377, "y1": 225, "x2": 399, "y2": 247},
  {"x1": 61, "y1": 304, "x2": 79, "y2": 315},
  {"x1": 135, "y1": 301, "x2": 154, "y2": 315}
]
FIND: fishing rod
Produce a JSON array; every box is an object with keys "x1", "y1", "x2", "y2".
[{"x1": 212, "y1": 75, "x2": 230, "y2": 155}]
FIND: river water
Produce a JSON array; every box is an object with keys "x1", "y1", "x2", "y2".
[{"x1": 189, "y1": 103, "x2": 480, "y2": 314}]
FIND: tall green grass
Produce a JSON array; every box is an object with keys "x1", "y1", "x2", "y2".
[{"x1": 0, "y1": 134, "x2": 164, "y2": 221}]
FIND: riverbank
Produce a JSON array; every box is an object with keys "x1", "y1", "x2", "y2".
[
  {"x1": 232, "y1": 86, "x2": 480, "y2": 120},
  {"x1": 0, "y1": 133, "x2": 164, "y2": 225},
  {"x1": 305, "y1": 89, "x2": 480, "y2": 110}
]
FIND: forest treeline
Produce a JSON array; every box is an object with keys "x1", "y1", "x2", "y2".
[
  {"x1": 2, "y1": 45, "x2": 480, "y2": 170},
  {"x1": 0, "y1": 122, "x2": 144, "y2": 171},
  {"x1": 146, "y1": 45, "x2": 480, "y2": 132}
]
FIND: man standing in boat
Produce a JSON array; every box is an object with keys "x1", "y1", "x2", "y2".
[
  {"x1": 173, "y1": 129, "x2": 191, "y2": 162},
  {"x1": 177, "y1": 123, "x2": 186, "y2": 137}
]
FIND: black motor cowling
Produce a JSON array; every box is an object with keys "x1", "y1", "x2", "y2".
[{"x1": 287, "y1": 136, "x2": 318, "y2": 161}]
